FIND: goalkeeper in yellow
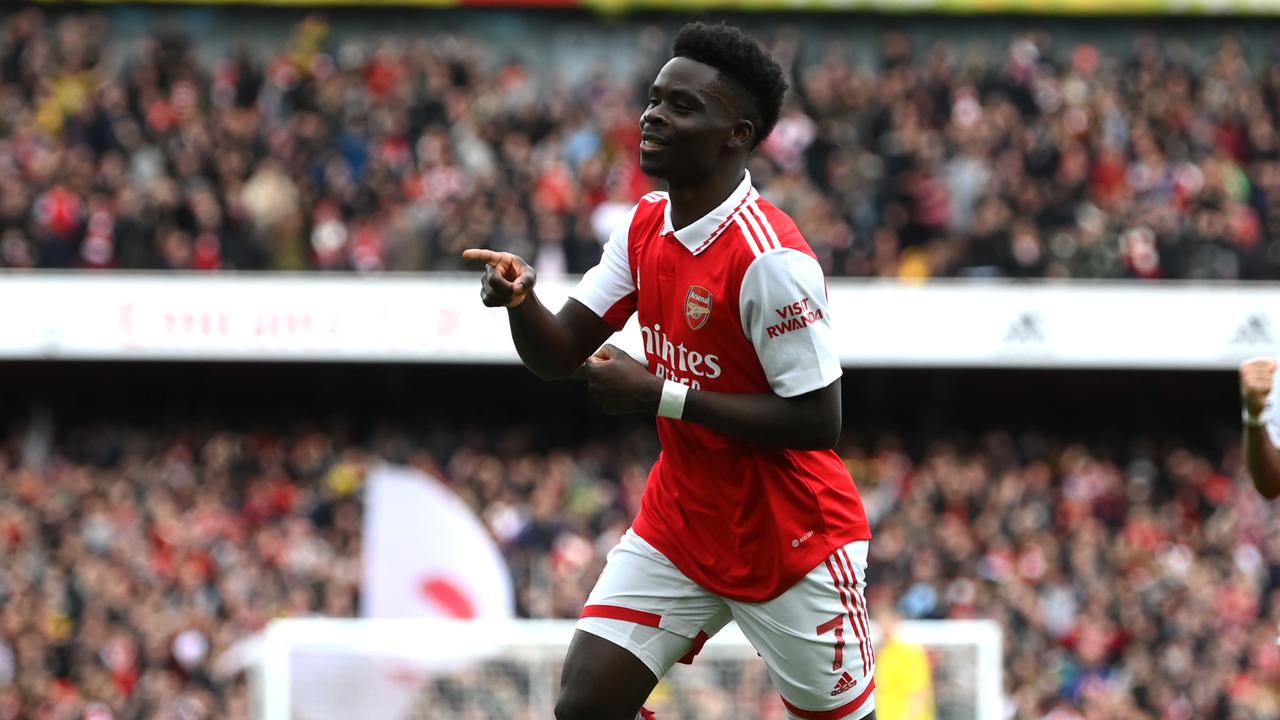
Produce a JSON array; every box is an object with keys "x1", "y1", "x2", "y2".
[{"x1": 873, "y1": 603, "x2": 935, "y2": 720}]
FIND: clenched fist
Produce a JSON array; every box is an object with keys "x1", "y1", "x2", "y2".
[
  {"x1": 462, "y1": 248, "x2": 536, "y2": 308},
  {"x1": 580, "y1": 344, "x2": 663, "y2": 416},
  {"x1": 1240, "y1": 357, "x2": 1277, "y2": 418}
]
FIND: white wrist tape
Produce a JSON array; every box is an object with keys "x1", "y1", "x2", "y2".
[
  {"x1": 1244, "y1": 408, "x2": 1266, "y2": 428},
  {"x1": 657, "y1": 381, "x2": 689, "y2": 420}
]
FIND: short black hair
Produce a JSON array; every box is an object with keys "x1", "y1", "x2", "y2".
[{"x1": 672, "y1": 22, "x2": 787, "y2": 150}]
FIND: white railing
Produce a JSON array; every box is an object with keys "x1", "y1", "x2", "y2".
[
  {"x1": 253, "y1": 617, "x2": 1003, "y2": 720},
  {"x1": 1, "y1": 272, "x2": 1275, "y2": 368}
]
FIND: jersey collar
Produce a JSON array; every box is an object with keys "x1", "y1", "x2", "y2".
[{"x1": 662, "y1": 170, "x2": 756, "y2": 256}]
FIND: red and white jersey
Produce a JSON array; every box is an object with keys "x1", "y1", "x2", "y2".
[{"x1": 571, "y1": 171, "x2": 871, "y2": 603}]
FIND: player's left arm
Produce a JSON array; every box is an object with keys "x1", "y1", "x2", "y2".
[
  {"x1": 685, "y1": 376, "x2": 841, "y2": 449},
  {"x1": 582, "y1": 246, "x2": 844, "y2": 450},
  {"x1": 582, "y1": 345, "x2": 839, "y2": 449}
]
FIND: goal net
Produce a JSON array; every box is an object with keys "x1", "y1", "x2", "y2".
[{"x1": 253, "y1": 618, "x2": 1002, "y2": 720}]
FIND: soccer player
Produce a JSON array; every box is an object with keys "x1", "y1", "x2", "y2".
[
  {"x1": 464, "y1": 22, "x2": 875, "y2": 720},
  {"x1": 1240, "y1": 357, "x2": 1280, "y2": 498}
]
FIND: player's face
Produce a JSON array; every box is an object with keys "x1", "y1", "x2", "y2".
[{"x1": 639, "y1": 57, "x2": 740, "y2": 181}]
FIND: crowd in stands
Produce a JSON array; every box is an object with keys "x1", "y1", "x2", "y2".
[
  {"x1": 2, "y1": 9, "x2": 1280, "y2": 279},
  {"x1": 0, "y1": 419, "x2": 1276, "y2": 718}
]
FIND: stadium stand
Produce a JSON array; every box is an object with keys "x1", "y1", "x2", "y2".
[{"x1": 1, "y1": 9, "x2": 1279, "y2": 278}]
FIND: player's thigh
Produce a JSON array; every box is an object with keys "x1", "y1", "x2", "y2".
[
  {"x1": 556, "y1": 629, "x2": 661, "y2": 720},
  {"x1": 562, "y1": 529, "x2": 731, "y2": 712},
  {"x1": 730, "y1": 540, "x2": 877, "y2": 720}
]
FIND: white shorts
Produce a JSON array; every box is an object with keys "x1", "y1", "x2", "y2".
[{"x1": 577, "y1": 529, "x2": 876, "y2": 720}]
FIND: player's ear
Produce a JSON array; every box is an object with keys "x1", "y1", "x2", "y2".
[{"x1": 728, "y1": 119, "x2": 754, "y2": 151}]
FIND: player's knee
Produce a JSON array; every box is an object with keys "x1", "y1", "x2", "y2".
[
  {"x1": 554, "y1": 685, "x2": 635, "y2": 720},
  {"x1": 552, "y1": 694, "x2": 582, "y2": 720},
  {"x1": 552, "y1": 687, "x2": 597, "y2": 720}
]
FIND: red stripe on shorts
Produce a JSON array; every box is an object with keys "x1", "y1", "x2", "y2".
[
  {"x1": 839, "y1": 548, "x2": 875, "y2": 666},
  {"x1": 835, "y1": 548, "x2": 874, "y2": 669},
  {"x1": 825, "y1": 557, "x2": 868, "y2": 671},
  {"x1": 781, "y1": 678, "x2": 876, "y2": 720},
  {"x1": 579, "y1": 604, "x2": 662, "y2": 628},
  {"x1": 677, "y1": 629, "x2": 710, "y2": 665}
]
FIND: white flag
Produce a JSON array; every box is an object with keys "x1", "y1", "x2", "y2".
[
  {"x1": 258, "y1": 464, "x2": 514, "y2": 720},
  {"x1": 361, "y1": 463, "x2": 514, "y2": 621}
]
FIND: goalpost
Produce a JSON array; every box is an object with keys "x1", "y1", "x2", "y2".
[{"x1": 255, "y1": 618, "x2": 1002, "y2": 719}]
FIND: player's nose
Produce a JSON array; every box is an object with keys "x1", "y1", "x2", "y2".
[{"x1": 640, "y1": 105, "x2": 670, "y2": 130}]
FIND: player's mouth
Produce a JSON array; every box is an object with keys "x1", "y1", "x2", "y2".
[{"x1": 640, "y1": 132, "x2": 670, "y2": 153}]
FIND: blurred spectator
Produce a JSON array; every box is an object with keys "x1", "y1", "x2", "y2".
[{"x1": 1, "y1": 10, "x2": 1280, "y2": 278}]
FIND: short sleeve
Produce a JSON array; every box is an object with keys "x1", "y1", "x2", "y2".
[
  {"x1": 1266, "y1": 364, "x2": 1280, "y2": 448},
  {"x1": 739, "y1": 248, "x2": 842, "y2": 398},
  {"x1": 569, "y1": 205, "x2": 637, "y2": 329}
]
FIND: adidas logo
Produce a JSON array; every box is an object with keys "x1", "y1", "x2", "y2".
[
  {"x1": 831, "y1": 671, "x2": 856, "y2": 696},
  {"x1": 1232, "y1": 314, "x2": 1274, "y2": 346},
  {"x1": 1003, "y1": 312, "x2": 1045, "y2": 344}
]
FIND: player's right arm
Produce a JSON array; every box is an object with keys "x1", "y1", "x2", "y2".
[
  {"x1": 1240, "y1": 357, "x2": 1280, "y2": 498},
  {"x1": 462, "y1": 248, "x2": 615, "y2": 381},
  {"x1": 465, "y1": 204, "x2": 640, "y2": 380}
]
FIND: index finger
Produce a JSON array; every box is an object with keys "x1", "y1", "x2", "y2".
[{"x1": 462, "y1": 248, "x2": 500, "y2": 265}]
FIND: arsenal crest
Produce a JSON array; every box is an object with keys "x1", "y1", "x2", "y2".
[{"x1": 685, "y1": 285, "x2": 712, "y2": 331}]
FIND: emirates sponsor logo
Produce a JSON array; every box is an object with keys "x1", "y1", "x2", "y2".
[
  {"x1": 639, "y1": 322, "x2": 722, "y2": 390},
  {"x1": 685, "y1": 286, "x2": 712, "y2": 331}
]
